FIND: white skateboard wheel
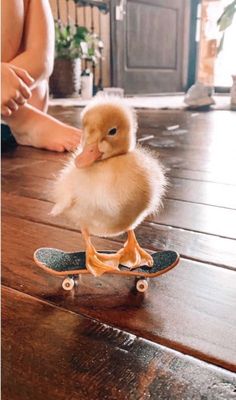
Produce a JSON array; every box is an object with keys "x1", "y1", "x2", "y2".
[
  {"x1": 62, "y1": 277, "x2": 75, "y2": 291},
  {"x1": 136, "y1": 279, "x2": 148, "y2": 293}
]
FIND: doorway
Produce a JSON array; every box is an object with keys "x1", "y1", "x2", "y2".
[{"x1": 111, "y1": 0, "x2": 191, "y2": 94}]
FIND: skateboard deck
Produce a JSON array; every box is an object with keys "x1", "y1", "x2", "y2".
[{"x1": 34, "y1": 248, "x2": 179, "y2": 292}]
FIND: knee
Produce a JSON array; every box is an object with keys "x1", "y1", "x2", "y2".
[{"x1": 29, "y1": 80, "x2": 49, "y2": 112}]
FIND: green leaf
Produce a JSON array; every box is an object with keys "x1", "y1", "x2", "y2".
[
  {"x1": 217, "y1": 0, "x2": 236, "y2": 32},
  {"x1": 218, "y1": 12, "x2": 234, "y2": 31},
  {"x1": 53, "y1": 17, "x2": 103, "y2": 60}
]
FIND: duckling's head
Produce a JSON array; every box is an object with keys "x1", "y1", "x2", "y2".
[{"x1": 75, "y1": 96, "x2": 137, "y2": 168}]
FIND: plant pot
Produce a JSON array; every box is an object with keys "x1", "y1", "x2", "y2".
[{"x1": 49, "y1": 58, "x2": 81, "y2": 98}]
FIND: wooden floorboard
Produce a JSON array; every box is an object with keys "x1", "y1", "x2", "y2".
[
  {"x1": 4, "y1": 108, "x2": 236, "y2": 175},
  {"x1": 168, "y1": 177, "x2": 236, "y2": 209},
  {"x1": 3, "y1": 170, "x2": 236, "y2": 239},
  {"x1": 169, "y1": 167, "x2": 236, "y2": 186},
  {"x1": 3, "y1": 192, "x2": 236, "y2": 269},
  {"x1": 2, "y1": 215, "x2": 236, "y2": 371},
  {"x1": 3, "y1": 286, "x2": 236, "y2": 400},
  {"x1": 2, "y1": 108, "x2": 236, "y2": 394},
  {"x1": 3, "y1": 158, "x2": 236, "y2": 209},
  {"x1": 154, "y1": 199, "x2": 236, "y2": 239}
]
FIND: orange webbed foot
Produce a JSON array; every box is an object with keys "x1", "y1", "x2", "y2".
[
  {"x1": 119, "y1": 230, "x2": 154, "y2": 270},
  {"x1": 86, "y1": 245, "x2": 121, "y2": 277}
]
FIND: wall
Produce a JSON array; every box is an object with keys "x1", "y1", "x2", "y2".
[
  {"x1": 49, "y1": 0, "x2": 111, "y2": 87},
  {"x1": 197, "y1": 0, "x2": 219, "y2": 86}
]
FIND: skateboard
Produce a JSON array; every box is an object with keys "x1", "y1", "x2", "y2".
[{"x1": 34, "y1": 248, "x2": 180, "y2": 292}]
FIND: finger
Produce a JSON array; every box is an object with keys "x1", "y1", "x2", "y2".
[
  {"x1": 7, "y1": 99, "x2": 19, "y2": 112},
  {"x1": 14, "y1": 91, "x2": 27, "y2": 106},
  {"x1": 10, "y1": 65, "x2": 34, "y2": 86},
  {"x1": 18, "y1": 80, "x2": 32, "y2": 100},
  {"x1": 1, "y1": 106, "x2": 12, "y2": 117}
]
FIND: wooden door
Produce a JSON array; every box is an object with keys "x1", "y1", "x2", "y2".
[{"x1": 111, "y1": 0, "x2": 190, "y2": 94}]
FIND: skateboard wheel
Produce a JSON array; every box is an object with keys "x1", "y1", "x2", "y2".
[
  {"x1": 136, "y1": 279, "x2": 148, "y2": 293},
  {"x1": 62, "y1": 277, "x2": 75, "y2": 291}
]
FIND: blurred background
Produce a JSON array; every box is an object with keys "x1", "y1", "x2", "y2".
[{"x1": 48, "y1": 0, "x2": 236, "y2": 98}]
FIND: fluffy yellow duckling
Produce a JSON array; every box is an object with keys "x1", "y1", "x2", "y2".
[{"x1": 51, "y1": 96, "x2": 166, "y2": 276}]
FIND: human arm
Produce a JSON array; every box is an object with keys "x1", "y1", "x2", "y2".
[
  {"x1": 10, "y1": 0, "x2": 55, "y2": 87},
  {"x1": 1, "y1": 63, "x2": 34, "y2": 117}
]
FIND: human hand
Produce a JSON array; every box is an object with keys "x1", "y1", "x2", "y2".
[{"x1": 1, "y1": 63, "x2": 34, "y2": 117}]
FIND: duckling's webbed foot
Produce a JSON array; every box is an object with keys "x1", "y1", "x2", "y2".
[
  {"x1": 86, "y1": 247, "x2": 121, "y2": 277},
  {"x1": 119, "y1": 230, "x2": 154, "y2": 270},
  {"x1": 82, "y1": 229, "x2": 121, "y2": 277}
]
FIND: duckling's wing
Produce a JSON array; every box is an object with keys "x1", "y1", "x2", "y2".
[{"x1": 50, "y1": 198, "x2": 73, "y2": 216}]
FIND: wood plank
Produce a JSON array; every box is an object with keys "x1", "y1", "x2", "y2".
[
  {"x1": 3, "y1": 167, "x2": 236, "y2": 239},
  {"x1": 2, "y1": 142, "x2": 68, "y2": 162},
  {"x1": 136, "y1": 109, "x2": 236, "y2": 135},
  {"x1": 3, "y1": 193, "x2": 236, "y2": 269},
  {"x1": 168, "y1": 177, "x2": 236, "y2": 209},
  {"x1": 155, "y1": 147, "x2": 236, "y2": 177},
  {"x1": 49, "y1": 105, "x2": 236, "y2": 140},
  {"x1": 5, "y1": 144, "x2": 235, "y2": 189},
  {"x1": 2, "y1": 173, "x2": 53, "y2": 202},
  {"x1": 48, "y1": 104, "x2": 83, "y2": 126},
  {"x1": 3, "y1": 157, "x2": 236, "y2": 209},
  {"x1": 48, "y1": 106, "x2": 236, "y2": 150},
  {"x1": 2, "y1": 215, "x2": 236, "y2": 371},
  {"x1": 3, "y1": 108, "x2": 236, "y2": 190},
  {"x1": 137, "y1": 222, "x2": 236, "y2": 270},
  {"x1": 10, "y1": 142, "x2": 233, "y2": 178},
  {"x1": 2, "y1": 156, "x2": 61, "y2": 179},
  {"x1": 3, "y1": 286, "x2": 236, "y2": 400},
  {"x1": 0, "y1": 177, "x2": 228, "y2": 240},
  {"x1": 169, "y1": 168, "x2": 236, "y2": 186},
  {"x1": 155, "y1": 199, "x2": 236, "y2": 239},
  {"x1": 3, "y1": 108, "x2": 236, "y2": 176},
  {"x1": 3, "y1": 105, "x2": 236, "y2": 390}
]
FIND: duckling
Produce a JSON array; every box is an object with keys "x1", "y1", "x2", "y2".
[{"x1": 51, "y1": 96, "x2": 166, "y2": 277}]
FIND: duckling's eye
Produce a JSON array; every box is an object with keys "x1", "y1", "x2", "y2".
[{"x1": 108, "y1": 127, "x2": 117, "y2": 136}]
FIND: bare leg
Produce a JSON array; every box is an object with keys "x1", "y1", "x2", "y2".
[
  {"x1": 82, "y1": 230, "x2": 121, "y2": 277},
  {"x1": 28, "y1": 80, "x2": 49, "y2": 113},
  {"x1": 4, "y1": 103, "x2": 81, "y2": 152},
  {"x1": 118, "y1": 230, "x2": 153, "y2": 270}
]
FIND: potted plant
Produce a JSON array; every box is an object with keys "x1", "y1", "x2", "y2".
[
  {"x1": 50, "y1": 21, "x2": 89, "y2": 98},
  {"x1": 50, "y1": 19, "x2": 104, "y2": 98}
]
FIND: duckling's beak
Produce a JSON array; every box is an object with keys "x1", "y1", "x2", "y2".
[{"x1": 75, "y1": 142, "x2": 103, "y2": 168}]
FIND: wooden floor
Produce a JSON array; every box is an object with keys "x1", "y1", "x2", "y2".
[{"x1": 2, "y1": 107, "x2": 236, "y2": 399}]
